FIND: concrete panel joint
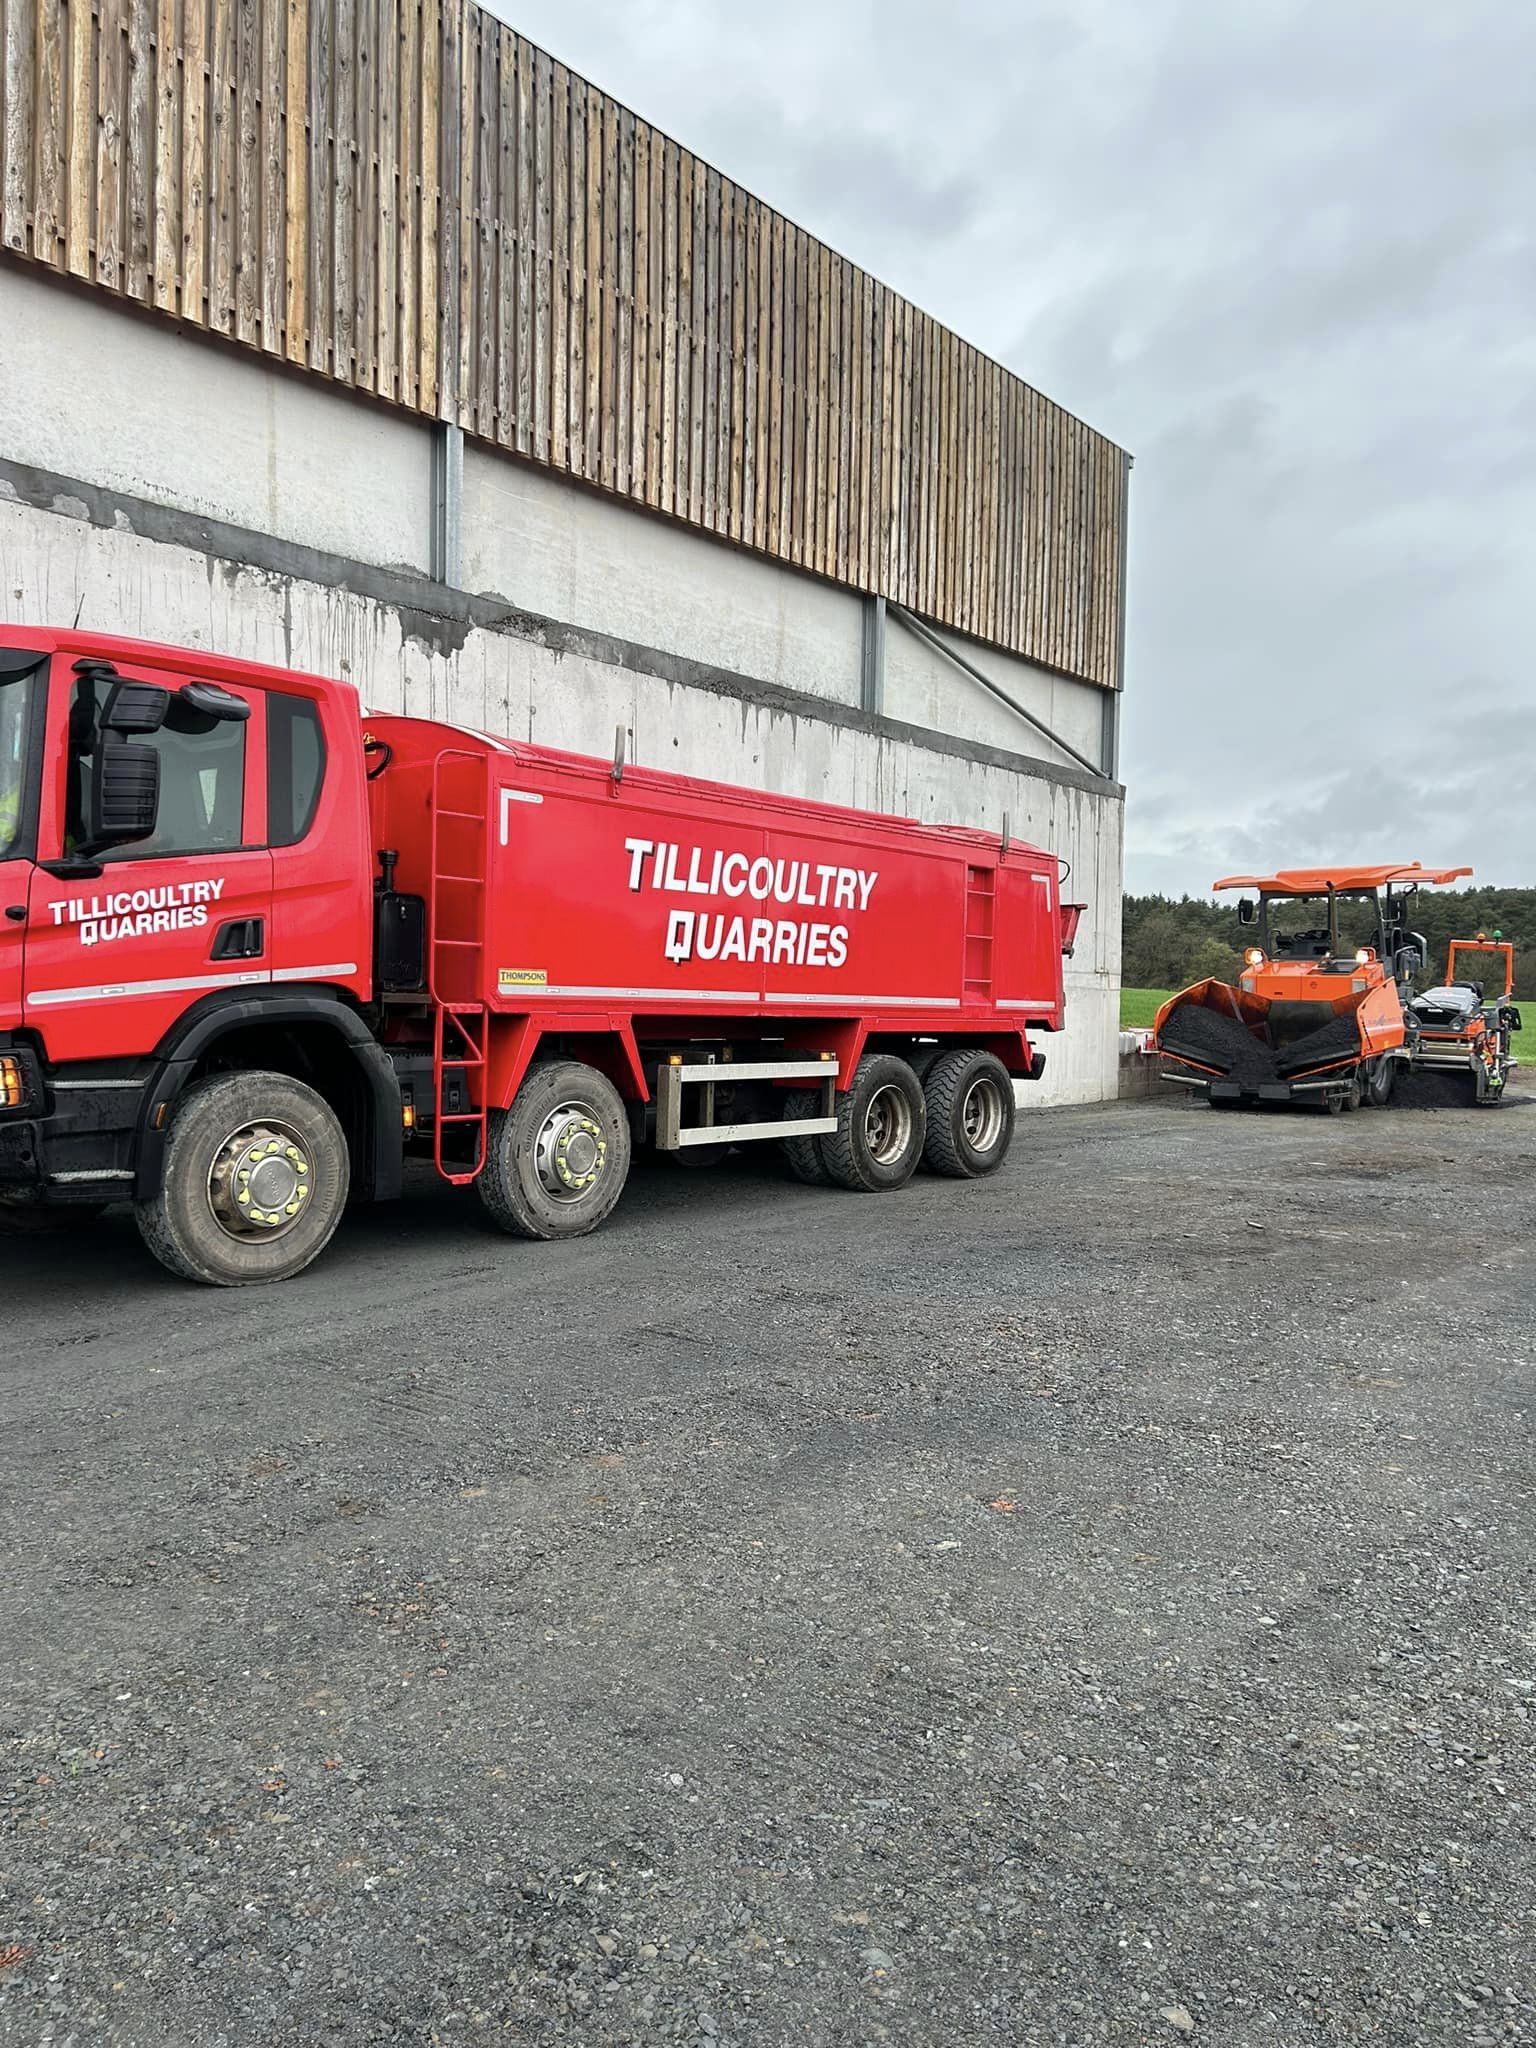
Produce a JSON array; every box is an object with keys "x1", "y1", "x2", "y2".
[{"x1": 431, "y1": 423, "x2": 464, "y2": 588}]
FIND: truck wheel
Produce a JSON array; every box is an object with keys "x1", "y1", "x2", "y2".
[
  {"x1": 1340, "y1": 1071, "x2": 1363, "y2": 1112},
  {"x1": 135, "y1": 1071, "x2": 349, "y2": 1286},
  {"x1": 1366, "y1": 1058, "x2": 1396, "y2": 1107},
  {"x1": 921, "y1": 1049, "x2": 1016, "y2": 1178},
  {"x1": 820, "y1": 1055, "x2": 925, "y2": 1193},
  {"x1": 780, "y1": 1089, "x2": 833, "y2": 1186},
  {"x1": 0, "y1": 1192, "x2": 107, "y2": 1235},
  {"x1": 479, "y1": 1060, "x2": 631, "y2": 1240}
]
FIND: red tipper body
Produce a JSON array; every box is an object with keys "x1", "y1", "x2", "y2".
[
  {"x1": 0, "y1": 624, "x2": 1078, "y2": 1285},
  {"x1": 365, "y1": 715, "x2": 1068, "y2": 1108}
]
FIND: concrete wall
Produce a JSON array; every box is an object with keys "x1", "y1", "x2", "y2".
[
  {"x1": 3, "y1": 268, "x2": 435, "y2": 575},
  {"x1": 0, "y1": 263, "x2": 1125, "y2": 1105},
  {"x1": 462, "y1": 450, "x2": 865, "y2": 712}
]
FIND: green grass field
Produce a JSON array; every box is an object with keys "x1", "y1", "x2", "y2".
[
  {"x1": 1121, "y1": 985, "x2": 1534, "y2": 1068},
  {"x1": 1119, "y1": 988, "x2": 1171, "y2": 1031}
]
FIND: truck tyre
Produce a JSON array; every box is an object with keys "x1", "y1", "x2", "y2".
[
  {"x1": 780, "y1": 1089, "x2": 833, "y2": 1186},
  {"x1": 135, "y1": 1070, "x2": 350, "y2": 1286},
  {"x1": 0, "y1": 1192, "x2": 107, "y2": 1235},
  {"x1": 820, "y1": 1055, "x2": 926, "y2": 1193},
  {"x1": 1365, "y1": 1058, "x2": 1396, "y2": 1107},
  {"x1": 921, "y1": 1049, "x2": 1016, "y2": 1178},
  {"x1": 479, "y1": 1060, "x2": 631, "y2": 1240}
]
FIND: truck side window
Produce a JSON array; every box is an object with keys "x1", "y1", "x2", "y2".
[
  {"x1": 267, "y1": 694, "x2": 326, "y2": 847},
  {"x1": 68, "y1": 675, "x2": 247, "y2": 856}
]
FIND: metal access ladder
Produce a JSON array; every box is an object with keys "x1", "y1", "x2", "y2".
[{"x1": 428, "y1": 748, "x2": 491, "y2": 1184}]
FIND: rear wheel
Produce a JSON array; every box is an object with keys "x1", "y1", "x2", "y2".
[
  {"x1": 921, "y1": 1049, "x2": 1015, "y2": 1178},
  {"x1": 820, "y1": 1055, "x2": 926, "y2": 1193},
  {"x1": 1365, "y1": 1058, "x2": 1396, "y2": 1107},
  {"x1": 135, "y1": 1070, "x2": 349, "y2": 1286},
  {"x1": 780, "y1": 1088, "x2": 833, "y2": 1186},
  {"x1": 479, "y1": 1060, "x2": 631, "y2": 1239}
]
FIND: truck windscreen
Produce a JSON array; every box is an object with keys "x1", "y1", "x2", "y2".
[{"x1": 0, "y1": 653, "x2": 39, "y2": 863}]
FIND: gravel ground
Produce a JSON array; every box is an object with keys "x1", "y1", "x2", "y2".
[{"x1": 2, "y1": 1087, "x2": 1533, "y2": 2046}]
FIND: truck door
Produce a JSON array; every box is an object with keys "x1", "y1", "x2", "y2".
[
  {"x1": 0, "y1": 648, "x2": 46, "y2": 1034},
  {"x1": 23, "y1": 661, "x2": 274, "y2": 1064},
  {"x1": 263, "y1": 683, "x2": 371, "y2": 994}
]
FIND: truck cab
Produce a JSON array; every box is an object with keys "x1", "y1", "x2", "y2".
[{"x1": 0, "y1": 629, "x2": 385, "y2": 1269}]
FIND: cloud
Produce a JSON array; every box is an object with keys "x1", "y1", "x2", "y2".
[{"x1": 490, "y1": 0, "x2": 1536, "y2": 891}]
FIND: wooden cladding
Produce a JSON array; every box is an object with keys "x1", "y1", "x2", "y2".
[{"x1": 0, "y1": 0, "x2": 1127, "y2": 686}]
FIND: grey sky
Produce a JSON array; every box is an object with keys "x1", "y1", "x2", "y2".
[{"x1": 494, "y1": 0, "x2": 1535, "y2": 895}]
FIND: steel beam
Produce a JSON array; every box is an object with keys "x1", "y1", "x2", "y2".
[
  {"x1": 1103, "y1": 449, "x2": 1132, "y2": 778},
  {"x1": 887, "y1": 603, "x2": 1108, "y2": 782},
  {"x1": 860, "y1": 594, "x2": 886, "y2": 715}
]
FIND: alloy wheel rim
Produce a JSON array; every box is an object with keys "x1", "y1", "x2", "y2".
[
  {"x1": 207, "y1": 1119, "x2": 313, "y2": 1240},
  {"x1": 533, "y1": 1103, "x2": 609, "y2": 1202},
  {"x1": 863, "y1": 1084, "x2": 913, "y2": 1165},
  {"x1": 961, "y1": 1075, "x2": 1006, "y2": 1153}
]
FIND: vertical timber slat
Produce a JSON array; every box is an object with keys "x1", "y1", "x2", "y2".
[
  {"x1": 96, "y1": 0, "x2": 127, "y2": 289},
  {"x1": 235, "y1": 0, "x2": 260, "y2": 345},
  {"x1": 208, "y1": 0, "x2": 235, "y2": 332}
]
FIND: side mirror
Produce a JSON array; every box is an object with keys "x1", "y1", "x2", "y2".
[
  {"x1": 90, "y1": 730, "x2": 160, "y2": 848},
  {"x1": 101, "y1": 678, "x2": 171, "y2": 734},
  {"x1": 1394, "y1": 944, "x2": 1422, "y2": 984},
  {"x1": 179, "y1": 680, "x2": 250, "y2": 724},
  {"x1": 1237, "y1": 898, "x2": 1257, "y2": 928}
]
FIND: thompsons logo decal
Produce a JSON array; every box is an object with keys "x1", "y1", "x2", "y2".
[
  {"x1": 47, "y1": 877, "x2": 227, "y2": 948},
  {"x1": 624, "y1": 839, "x2": 877, "y2": 968}
]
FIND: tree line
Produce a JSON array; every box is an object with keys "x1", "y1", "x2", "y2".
[{"x1": 1122, "y1": 889, "x2": 1536, "y2": 999}]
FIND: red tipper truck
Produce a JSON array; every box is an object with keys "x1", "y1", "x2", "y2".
[{"x1": 0, "y1": 627, "x2": 1081, "y2": 1285}]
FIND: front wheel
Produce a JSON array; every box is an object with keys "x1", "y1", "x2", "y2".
[
  {"x1": 921, "y1": 1049, "x2": 1016, "y2": 1178},
  {"x1": 135, "y1": 1071, "x2": 350, "y2": 1285},
  {"x1": 479, "y1": 1060, "x2": 632, "y2": 1240},
  {"x1": 820, "y1": 1055, "x2": 926, "y2": 1193}
]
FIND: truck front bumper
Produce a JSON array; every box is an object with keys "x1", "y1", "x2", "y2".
[{"x1": 0, "y1": 1041, "x2": 149, "y2": 1203}]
